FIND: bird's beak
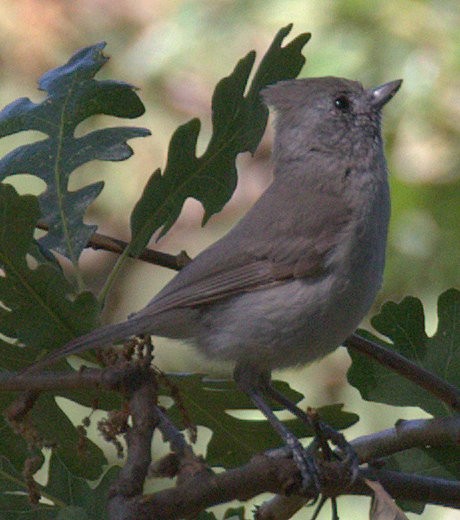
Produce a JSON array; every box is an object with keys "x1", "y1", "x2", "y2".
[{"x1": 369, "y1": 79, "x2": 403, "y2": 109}]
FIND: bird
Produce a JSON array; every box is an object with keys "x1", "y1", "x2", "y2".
[{"x1": 23, "y1": 75, "x2": 402, "y2": 487}]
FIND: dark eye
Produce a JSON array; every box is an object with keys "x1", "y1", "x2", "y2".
[{"x1": 334, "y1": 95, "x2": 350, "y2": 112}]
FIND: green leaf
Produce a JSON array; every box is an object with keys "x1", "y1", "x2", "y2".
[
  {"x1": 0, "y1": 456, "x2": 55, "y2": 519},
  {"x1": 196, "y1": 512, "x2": 218, "y2": 520},
  {"x1": 129, "y1": 25, "x2": 311, "y2": 255},
  {"x1": 195, "y1": 506, "x2": 246, "y2": 519},
  {"x1": 223, "y1": 507, "x2": 246, "y2": 519},
  {"x1": 0, "y1": 184, "x2": 100, "y2": 352},
  {"x1": 0, "y1": 453, "x2": 118, "y2": 519},
  {"x1": 390, "y1": 444, "x2": 460, "y2": 481},
  {"x1": 0, "y1": 42, "x2": 150, "y2": 265},
  {"x1": 0, "y1": 387, "x2": 109, "y2": 481},
  {"x1": 0, "y1": 184, "x2": 115, "y2": 477},
  {"x1": 386, "y1": 445, "x2": 460, "y2": 514},
  {"x1": 164, "y1": 374, "x2": 358, "y2": 467},
  {"x1": 347, "y1": 289, "x2": 460, "y2": 416}
]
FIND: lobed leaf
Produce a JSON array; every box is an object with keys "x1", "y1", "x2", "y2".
[
  {"x1": 0, "y1": 42, "x2": 150, "y2": 264},
  {"x1": 348, "y1": 289, "x2": 460, "y2": 416},
  {"x1": 0, "y1": 184, "x2": 112, "y2": 477},
  {"x1": 129, "y1": 25, "x2": 311, "y2": 256},
  {"x1": 0, "y1": 184, "x2": 100, "y2": 352},
  {"x1": 0, "y1": 454, "x2": 118, "y2": 519},
  {"x1": 385, "y1": 445, "x2": 460, "y2": 513}
]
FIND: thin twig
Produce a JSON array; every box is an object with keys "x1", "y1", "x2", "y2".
[
  {"x1": 155, "y1": 406, "x2": 193, "y2": 458},
  {"x1": 36, "y1": 221, "x2": 190, "y2": 271}
]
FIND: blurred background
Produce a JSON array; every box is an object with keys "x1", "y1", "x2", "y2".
[{"x1": 0, "y1": 1, "x2": 458, "y2": 518}]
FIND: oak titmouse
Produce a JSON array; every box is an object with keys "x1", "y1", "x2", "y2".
[{"x1": 25, "y1": 76, "x2": 401, "y2": 483}]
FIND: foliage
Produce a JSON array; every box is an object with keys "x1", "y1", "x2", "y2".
[
  {"x1": 348, "y1": 289, "x2": 460, "y2": 511},
  {"x1": 0, "y1": 28, "x2": 315, "y2": 518},
  {"x1": 130, "y1": 25, "x2": 310, "y2": 255},
  {"x1": 0, "y1": 42, "x2": 150, "y2": 268},
  {"x1": 349, "y1": 289, "x2": 460, "y2": 418},
  {"x1": 0, "y1": 27, "x2": 458, "y2": 520},
  {"x1": 0, "y1": 454, "x2": 118, "y2": 519}
]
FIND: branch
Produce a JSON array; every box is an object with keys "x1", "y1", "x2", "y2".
[
  {"x1": 3, "y1": 360, "x2": 459, "y2": 518},
  {"x1": 353, "y1": 416, "x2": 460, "y2": 462},
  {"x1": 118, "y1": 416, "x2": 460, "y2": 519},
  {"x1": 256, "y1": 469, "x2": 460, "y2": 520},
  {"x1": 0, "y1": 365, "x2": 153, "y2": 393},
  {"x1": 256, "y1": 415, "x2": 460, "y2": 519},
  {"x1": 124, "y1": 457, "x2": 460, "y2": 519},
  {"x1": 344, "y1": 333, "x2": 460, "y2": 412},
  {"x1": 107, "y1": 370, "x2": 160, "y2": 519},
  {"x1": 36, "y1": 221, "x2": 190, "y2": 270}
]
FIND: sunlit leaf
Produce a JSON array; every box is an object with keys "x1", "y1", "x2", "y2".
[
  {"x1": 0, "y1": 42, "x2": 150, "y2": 263},
  {"x1": 129, "y1": 25, "x2": 311, "y2": 255}
]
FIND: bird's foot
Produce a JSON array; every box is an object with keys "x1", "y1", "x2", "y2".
[
  {"x1": 307, "y1": 419, "x2": 360, "y2": 496},
  {"x1": 285, "y1": 432, "x2": 320, "y2": 495}
]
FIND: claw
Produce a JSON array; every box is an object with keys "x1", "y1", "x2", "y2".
[
  {"x1": 286, "y1": 433, "x2": 320, "y2": 494},
  {"x1": 317, "y1": 422, "x2": 360, "y2": 487}
]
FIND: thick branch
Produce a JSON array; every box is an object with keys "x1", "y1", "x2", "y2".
[
  {"x1": 344, "y1": 333, "x2": 460, "y2": 412},
  {"x1": 257, "y1": 416, "x2": 460, "y2": 518},
  {"x1": 107, "y1": 371, "x2": 160, "y2": 520},
  {"x1": 0, "y1": 365, "x2": 151, "y2": 393},
  {"x1": 353, "y1": 415, "x2": 460, "y2": 463},
  {"x1": 256, "y1": 469, "x2": 460, "y2": 520},
  {"x1": 123, "y1": 456, "x2": 460, "y2": 519},
  {"x1": 118, "y1": 416, "x2": 459, "y2": 519},
  {"x1": 3, "y1": 362, "x2": 459, "y2": 517}
]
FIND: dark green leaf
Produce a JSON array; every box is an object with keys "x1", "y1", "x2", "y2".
[
  {"x1": 0, "y1": 42, "x2": 150, "y2": 263},
  {"x1": 347, "y1": 289, "x2": 460, "y2": 416},
  {"x1": 129, "y1": 25, "x2": 311, "y2": 255},
  {"x1": 0, "y1": 457, "x2": 55, "y2": 519},
  {"x1": 386, "y1": 445, "x2": 460, "y2": 513},
  {"x1": 164, "y1": 374, "x2": 358, "y2": 467},
  {"x1": 224, "y1": 507, "x2": 246, "y2": 519},
  {"x1": 0, "y1": 184, "x2": 116, "y2": 477},
  {"x1": 0, "y1": 386, "x2": 108, "y2": 481},
  {"x1": 196, "y1": 512, "x2": 218, "y2": 519},
  {"x1": 0, "y1": 184, "x2": 100, "y2": 353},
  {"x1": 0, "y1": 453, "x2": 118, "y2": 519}
]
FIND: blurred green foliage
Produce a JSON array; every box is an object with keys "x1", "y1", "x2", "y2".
[{"x1": 0, "y1": 0, "x2": 458, "y2": 314}]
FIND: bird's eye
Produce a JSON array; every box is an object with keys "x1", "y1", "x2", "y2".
[{"x1": 334, "y1": 95, "x2": 350, "y2": 112}]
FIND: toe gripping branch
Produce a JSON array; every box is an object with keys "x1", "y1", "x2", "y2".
[{"x1": 233, "y1": 365, "x2": 359, "y2": 497}]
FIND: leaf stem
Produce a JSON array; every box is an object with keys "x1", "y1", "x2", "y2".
[{"x1": 98, "y1": 245, "x2": 131, "y2": 305}]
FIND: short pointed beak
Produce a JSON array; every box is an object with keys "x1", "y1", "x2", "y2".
[{"x1": 369, "y1": 79, "x2": 403, "y2": 109}]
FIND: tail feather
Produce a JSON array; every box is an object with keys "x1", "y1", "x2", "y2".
[{"x1": 23, "y1": 319, "x2": 141, "y2": 374}]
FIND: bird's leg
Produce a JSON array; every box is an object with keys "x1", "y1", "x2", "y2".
[
  {"x1": 233, "y1": 364, "x2": 319, "y2": 493},
  {"x1": 261, "y1": 377, "x2": 359, "y2": 484}
]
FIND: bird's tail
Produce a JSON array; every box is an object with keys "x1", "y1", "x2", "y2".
[{"x1": 22, "y1": 318, "x2": 143, "y2": 374}]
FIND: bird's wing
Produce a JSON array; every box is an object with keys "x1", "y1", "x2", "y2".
[
  {"x1": 137, "y1": 186, "x2": 353, "y2": 315},
  {"x1": 21, "y1": 186, "x2": 353, "y2": 373}
]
